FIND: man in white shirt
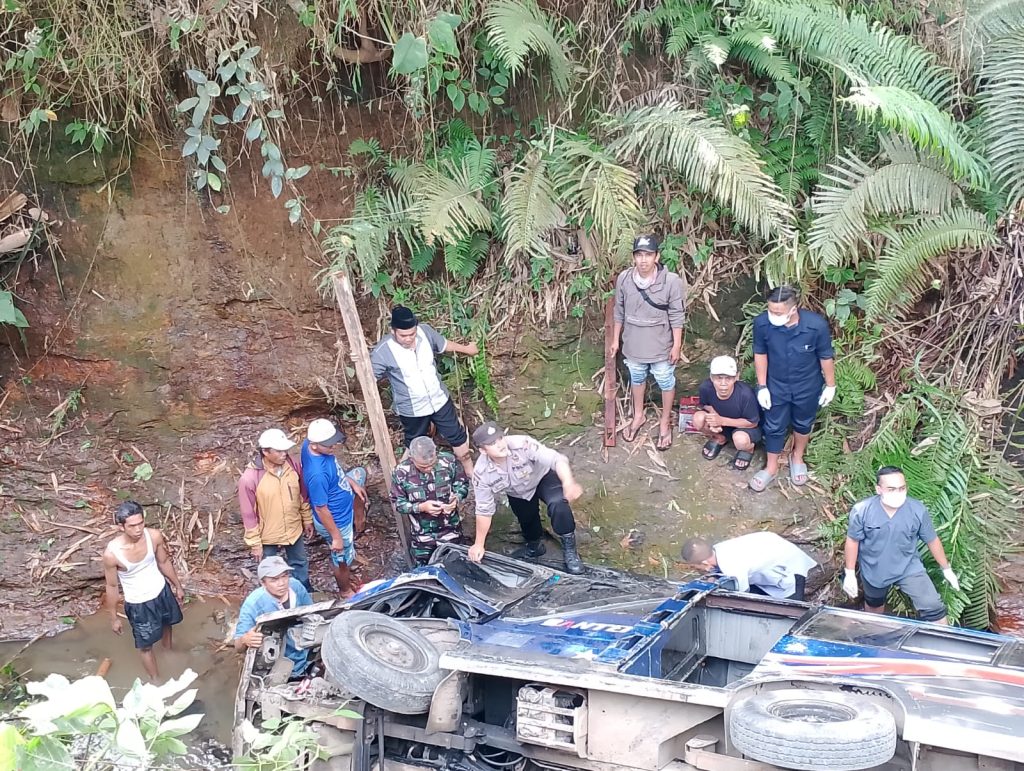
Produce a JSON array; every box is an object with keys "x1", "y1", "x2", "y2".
[
  {"x1": 370, "y1": 306, "x2": 478, "y2": 477},
  {"x1": 680, "y1": 532, "x2": 817, "y2": 600}
]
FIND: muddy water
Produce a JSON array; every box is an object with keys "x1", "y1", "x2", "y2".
[{"x1": 0, "y1": 600, "x2": 240, "y2": 749}]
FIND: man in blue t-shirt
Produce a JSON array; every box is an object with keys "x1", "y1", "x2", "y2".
[
  {"x1": 233, "y1": 556, "x2": 313, "y2": 676},
  {"x1": 693, "y1": 356, "x2": 761, "y2": 471},
  {"x1": 300, "y1": 418, "x2": 367, "y2": 596}
]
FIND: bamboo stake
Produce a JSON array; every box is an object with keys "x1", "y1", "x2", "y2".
[
  {"x1": 603, "y1": 294, "x2": 617, "y2": 447},
  {"x1": 330, "y1": 272, "x2": 413, "y2": 567}
]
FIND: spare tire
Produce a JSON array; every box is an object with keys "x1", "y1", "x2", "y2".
[
  {"x1": 729, "y1": 688, "x2": 897, "y2": 770},
  {"x1": 322, "y1": 611, "x2": 444, "y2": 714}
]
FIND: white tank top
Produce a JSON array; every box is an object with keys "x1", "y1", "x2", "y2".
[{"x1": 114, "y1": 530, "x2": 166, "y2": 604}]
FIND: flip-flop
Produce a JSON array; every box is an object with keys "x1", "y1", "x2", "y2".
[
  {"x1": 749, "y1": 469, "x2": 776, "y2": 492},
  {"x1": 702, "y1": 439, "x2": 724, "y2": 460},
  {"x1": 656, "y1": 430, "x2": 673, "y2": 451},
  {"x1": 733, "y1": 450, "x2": 754, "y2": 470},
  {"x1": 790, "y1": 462, "x2": 809, "y2": 486},
  {"x1": 622, "y1": 421, "x2": 646, "y2": 442}
]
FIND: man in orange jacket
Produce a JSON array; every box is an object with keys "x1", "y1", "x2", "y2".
[{"x1": 237, "y1": 428, "x2": 314, "y2": 590}]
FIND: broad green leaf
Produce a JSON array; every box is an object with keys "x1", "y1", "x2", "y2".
[
  {"x1": 270, "y1": 175, "x2": 283, "y2": 199},
  {"x1": 391, "y1": 33, "x2": 428, "y2": 76},
  {"x1": 207, "y1": 172, "x2": 222, "y2": 192},
  {"x1": 182, "y1": 136, "x2": 200, "y2": 157},
  {"x1": 0, "y1": 291, "x2": 28, "y2": 328},
  {"x1": 232, "y1": 103, "x2": 249, "y2": 123},
  {"x1": 185, "y1": 69, "x2": 207, "y2": 84},
  {"x1": 428, "y1": 17, "x2": 459, "y2": 56},
  {"x1": 245, "y1": 118, "x2": 263, "y2": 141},
  {"x1": 176, "y1": 97, "x2": 199, "y2": 112},
  {"x1": 332, "y1": 708, "x2": 364, "y2": 719}
]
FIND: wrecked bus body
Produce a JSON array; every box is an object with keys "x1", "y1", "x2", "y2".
[{"x1": 234, "y1": 544, "x2": 1024, "y2": 771}]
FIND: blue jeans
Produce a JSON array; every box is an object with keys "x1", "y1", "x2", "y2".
[
  {"x1": 624, "y1": 358, "x2": 676, "y2": 391},
  {"x1": 263, "y1": 536, "x2": 311, "y2": 591}
]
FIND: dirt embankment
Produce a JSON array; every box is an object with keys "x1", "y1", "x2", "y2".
[{"x1": 0, "y1": 118, "x2": 411, "y2": 639}]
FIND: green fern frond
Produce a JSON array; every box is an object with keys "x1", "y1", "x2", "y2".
[
  {"x1": 978, "y1": 32, "x2": 1024, "y2": 211},
  {"x1": 664, "y1": 4, "x2": 717, "y2": 56},
  {"x1": 746, "y1": 0, "x2": 954, "y2": 106},
  {"x1": 501, "y1": 150, "x2": 565, "y2": 261},
  {"x1": 483, "y1": 0, "x2": 572, "y2": 95},
  {"x1": 963, "y1": 0, "x2": 1024, "y2": 46},
  {"x1": 809, "y1": 144, "x2": 961, "y2": 268},
  {"x1": 631, "y1": 0, "x2": 715, "y2": 36},
  {"x1": 444, "y1": 232, "x2": 491, "y2": 277},
  {"x1": 552, "y1": 137, "x2": 644, "y2": 258},
  {"x1": 729, "y1": 40, "x2": 798, "y2": 83},
  {"x1": 606, "y1": 100, "x2": 797, "y2": 244},
  {"x1": 322, "y1": 186, "x2": 413, "y2": 282},
  {"x1": 864, "y1": 207, "x2": 998, "y2": 317},
  {"x1": 393, "y1": 161, "x2": 494, "y2": 245},
  {"x1": 844, "y1": 86, "x2": 988, "y2": 188}
]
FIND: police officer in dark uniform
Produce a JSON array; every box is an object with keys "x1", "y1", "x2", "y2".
[{"x1": 748, "y1": 286, "x2": 836, "y2": 492}]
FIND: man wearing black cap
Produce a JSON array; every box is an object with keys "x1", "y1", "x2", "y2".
[
  {"x1": 470, "y1": 422, "x2": 585, "y2": 574},
  {"x1": 371, "y1": 306, "x2": 479, "y2": 478},
  {"x1": 611, "y1": 235, "x2": 687, "y2": 451}
]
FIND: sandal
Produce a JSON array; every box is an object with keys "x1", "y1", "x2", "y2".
[
  {"x1": 749, "y1": 469, "x2": 776, "y2": 492},
  {"x1": 789, "y1": 462, "x2": 809, "y2": 486},
  {"x1": 656, "y1": 430, "x2": 673, "y2": 451},
  {"x1": 733, "y1": 450, "x2": 753, "y2": 470},
  {"x1": 702, "y1": 439, "x2": 725, "y2": 460},
  {"x1": 622, "y1": 420, "x2": 646, "y2": 443}
]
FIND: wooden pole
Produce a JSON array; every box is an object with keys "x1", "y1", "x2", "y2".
[
  {"x1": 330, "y1": 272, "x2": 414, "y2": 567},
  {"x1": 604, "y1": 295, "x2": 617, "y2": 447}
]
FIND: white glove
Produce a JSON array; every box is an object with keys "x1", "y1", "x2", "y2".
[
  {"x1": 757, "y1": 387, "x2": 772, "y2": 411},
  {"x1": 942, "y1": 567, "x2": 960, "y2": 591},
  {"x1": 818, "y1": 385, "x2": 837, "y2": 407},
  {"x1": 842, "y1": 569, "x2": 859, "y2": 599}
]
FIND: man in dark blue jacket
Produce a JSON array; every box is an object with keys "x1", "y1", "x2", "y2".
[{"x1": 748, "y1": 286, "x2": 836, "y2": 492}]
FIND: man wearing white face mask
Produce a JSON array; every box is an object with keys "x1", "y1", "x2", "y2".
[
  {"x1": 748, "y1": 285, "x2": 836, "y2": 492},
  {"x1": 843, "y1": 466, "x2": 959, "y2": 624}
]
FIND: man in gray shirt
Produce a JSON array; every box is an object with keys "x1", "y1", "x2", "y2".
[
  {"x1": 470, "y1": 422, "x2": 584, "y2": 574},
  {"x1": 611, "y1": 235, "x2": 686, "y2": 451},
  {"x1": 843, "y1": 466, "x2": 960, "y2": 624},
  {"x1": 370, "y1": 306, "x2": 478, "y2": 477}
]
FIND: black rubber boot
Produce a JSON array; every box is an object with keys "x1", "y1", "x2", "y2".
[
  {"x1": 512, "y1": 539, "x2": 547, "y2": 559},
  {"x1": 560, "y1": 532, "x2": 584, "y2": 575}
]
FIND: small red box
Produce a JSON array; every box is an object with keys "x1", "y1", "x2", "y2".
[{"x1": 678, "y1": 395, "x2": 701, "y2": 433}]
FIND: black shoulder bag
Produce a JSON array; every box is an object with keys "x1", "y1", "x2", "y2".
[{"x1": 635, "y1": 266, "x2": 669, "y2": 311}]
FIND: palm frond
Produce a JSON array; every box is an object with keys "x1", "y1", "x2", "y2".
[
  {"x1": 606, "y1": 100, "x2": 797, "y2": 244},
  {"x1": 483, "y1": 0, "x2": 572, "y2": 95},
  {"x1": 501, "y1": 150, "x2": 565, "y2": 261},
  {"x1": 392, "y1": 160, "x2": 494, "y2": 245},
  {"x1": 746, "y1": 0, "x2": 954, "y2": 106},
  {"x1": 322, "y1": 186, "x2": 412, "y2": 282},
  {"x1": 864, "y1": 207, "x2": 998, "y2": 317},
  {"x1": 551, "y1": 137, "x2": 644, "y2": 258},
  {"x1": 977, "y1": 32, "x2": 1024, "y2": 212},
  {"x1": 809, "y1": 143, "x2": 961, "y2": 268},
  {"x1": 844, "y1": 86, "x2": 988, "y2": 188}
]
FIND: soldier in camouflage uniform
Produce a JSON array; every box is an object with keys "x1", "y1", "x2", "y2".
[{"x1": 390, "y1": 436, "x2": 470, "y2": 564}]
